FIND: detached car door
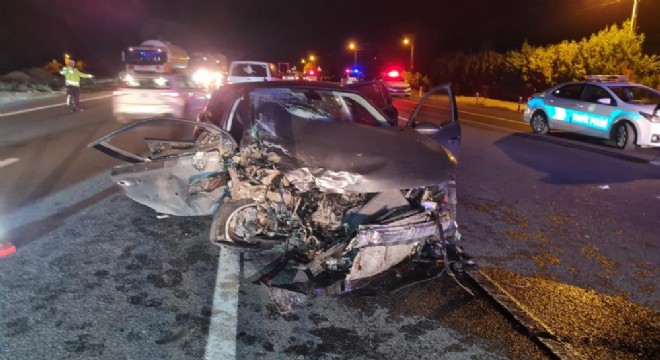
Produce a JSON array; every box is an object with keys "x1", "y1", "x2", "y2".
[
  {"x1": 407, "y1": 84, "x2": 461, "y2": 160},
  {"x1": 88, "y1": 118, "x2": 237, "y2": 216}
]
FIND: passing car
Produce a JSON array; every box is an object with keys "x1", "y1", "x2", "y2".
[
  {"x1": 381, "y1": 70, "x2": 412, "y2": 97},
  {"x1": 113, "y1": 73, "x2": 209, "y2": 122},
  {"x1": 302, "y1": 69, "x2": 319, "y2": 81},
  {"x1": 524, "y1": 76, "x2": 660, "y2": 150},
  {"x1": 341, "y1": 68, "x2": 365, "y2": 85},
  {"x1": 90, "y1": 81, "x2": 467, "y2": 304},
  {"x1": 227, "y1": 61, "x2": 280, "y2": 83}
]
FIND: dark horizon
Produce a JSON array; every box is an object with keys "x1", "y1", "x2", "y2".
[{"x1": 1, "y1": 0, "x2": 658, "y2": 76}]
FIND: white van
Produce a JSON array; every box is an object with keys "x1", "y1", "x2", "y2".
[{"x1": 227, "y1": 61, "x2": 280, "y2": 83}]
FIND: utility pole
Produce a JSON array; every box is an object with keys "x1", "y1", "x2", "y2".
[{"x1": 630, "y1": 0, "x2": 640, "y2": 32}]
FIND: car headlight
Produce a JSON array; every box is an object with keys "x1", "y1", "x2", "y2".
[
  {"x1": 639, "y1": 111, "x2": 660, "y2": 123},
  {"x1": 193, "y1": 69, "x2": 212, "y2": 86}
]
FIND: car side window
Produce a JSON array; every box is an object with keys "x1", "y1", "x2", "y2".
[
  {"x1": 552, "y1": 84, "x2": 584, "y2": 100},
  {"x1": 581, "y1": 85, "x2": 615, "y2": 105}
]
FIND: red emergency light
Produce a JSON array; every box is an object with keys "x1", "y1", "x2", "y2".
[{"x1": 388, "y1": 70, "x2": 400, "y2": 78}]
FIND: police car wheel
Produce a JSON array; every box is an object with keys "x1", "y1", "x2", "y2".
[
  {"x1": 614, "y1": 122, "x2": 635, "y2": 150},
  {"x1": 530, "y1": 112, "x2": 548, "y2": 135}
]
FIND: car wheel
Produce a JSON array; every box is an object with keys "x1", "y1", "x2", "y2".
[
  {"x1": 614, "y1": 122, "x2": 636, "y2": 150},
  {"x1": 209, "y1": 199, "x2": 283, "y2": 251},
  {"x1": 530, "y1": 112, "x2": 549, "y2": 134}
]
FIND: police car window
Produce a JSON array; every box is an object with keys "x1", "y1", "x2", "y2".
[
  {"x1": 608, "y1": 86, "x2": 660, "y2": 105},
  {"x1": 553, "y1": 84, "x2": 583, "y2": 100},
  {"x1": 581, "y1": 85, "x2": 614, "y2": 104}
]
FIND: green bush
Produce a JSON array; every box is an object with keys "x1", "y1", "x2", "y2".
[
  {"x1": 31, "y1": 83, "x2": 52, "y2": 92},
  {"x1": 402, "y1": 71, "x2": 431, "y2": 90}
]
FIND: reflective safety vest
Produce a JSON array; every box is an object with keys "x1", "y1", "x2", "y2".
[{"x1": 59, "y1": 66, "x2": 91, "y2": 87}]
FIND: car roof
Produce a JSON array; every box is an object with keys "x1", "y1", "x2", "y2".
[
  {"x1": 214, "y1": 80, "x2": 350, "y2": 94},
  {"x1": 559, "y1": 81, "x2": 644, "y2": 88},
  {"x1": 229, "y1": 61, "x2": 273, "y2": 66}
]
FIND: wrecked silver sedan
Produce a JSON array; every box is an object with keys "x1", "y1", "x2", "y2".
[{"x1": 90, "y1": 81, "x2": 472, "y2": 297}]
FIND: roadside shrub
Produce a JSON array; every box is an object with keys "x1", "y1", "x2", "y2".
[
  {"x1": 0, "y1": 81, "x2": 15, "y2": 91},
  {"x1": 1, "y1": 71, "x2": 30, "y2": 83},
  {"x1": 15, "y1": 83, "x2": 29, "y2": 92},
  {"x1": 25, "y1": 68, "x2": 55, "y2": 83},
  {"x1": 403, "y1": 71, "x2": 431, "y2": 90},
  {"x1": 31, "y1": 83, "x2": 52, "y2": 92}
]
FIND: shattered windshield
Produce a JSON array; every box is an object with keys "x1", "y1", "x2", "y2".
[{"x1": 250, "y1": 87, "x2": 391, "y2": 127}]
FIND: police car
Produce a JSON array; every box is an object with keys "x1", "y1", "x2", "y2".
[{"x1": 523, "y1": 75, "x2": 660, "y2": 150}]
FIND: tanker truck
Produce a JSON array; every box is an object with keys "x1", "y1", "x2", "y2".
[{"x1": 121, "y1": 40, "x2": 189, "y2": 74}]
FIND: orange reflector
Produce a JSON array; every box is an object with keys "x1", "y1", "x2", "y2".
[{"x1": 0, "y1": 242, "x2": 17, "y2": 257}]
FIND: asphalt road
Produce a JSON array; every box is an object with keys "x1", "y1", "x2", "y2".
[{"x1": 1, "y1": 92, "x2": 658, "y2": 359}]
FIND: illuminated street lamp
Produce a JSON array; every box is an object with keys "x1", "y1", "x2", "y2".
[
  {"x1": 348, "y1": 41, "x2": 358, "y2": 67},
  {"x1": 301, "y1": 58, "x2": 306, "y2": 64},
  {"x1": 309, "y1": 55, "x2": 316, "y2": 62},
  {"x1": 402, "y1": 36, "x2": 415, "y2": 72}
]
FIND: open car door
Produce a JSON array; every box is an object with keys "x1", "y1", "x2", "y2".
[
  {"x1": 346, "y1": 81, "x2": 398, "y2": 126},
  {"x1": 407, "y1": 83, "x2": 461, "y2": 160},
  {"x1": 88, "y1": 118, "x2": 237, "y2": 216}
]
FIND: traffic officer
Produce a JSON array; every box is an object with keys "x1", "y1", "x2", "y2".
[{"x1": 59, "y1": 60, "x2": 93, "y2": 111}]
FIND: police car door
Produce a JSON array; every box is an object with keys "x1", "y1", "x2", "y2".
[
  {"x1": 573, "y1": 84, "x2": 617, "y2": 138},
  {"x1": 546, "y1": 83, "x2": 584, "y2": 132}
]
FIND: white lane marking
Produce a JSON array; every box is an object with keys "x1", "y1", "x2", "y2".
[
  {"x1": 0, "y1": 158, "x2": 19, "y2": 168},
  {"x1": 395, "y1": 99, "x2": 527, "y2": 124},
  {"x1": 205, "y1": 247, "x2": 240, "y2": 360},
  {"x1": 0, "y1": 94, "x2": 113, "y2": 117}
]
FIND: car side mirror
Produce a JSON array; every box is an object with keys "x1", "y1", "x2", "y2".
[
  {"x1": 597, "y1": 98, "x2": 611, "y2": 105},
  {"x1": 414, "y1": 122, "x2": 440, "y2": 136}
]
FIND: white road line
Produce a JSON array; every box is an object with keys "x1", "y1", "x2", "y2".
[
  {"x1": 205, "y1": 247, "x2": 240, "y2": 360},
  {"x1": 395, "y1": 98, "x2": 527, "y2": 124},
  {"x1": 0, "y1": 158, "x2": 19, "y2": 169},
  {"x1": 0, "y1": 94, "x2": 113, "y2": 117}
]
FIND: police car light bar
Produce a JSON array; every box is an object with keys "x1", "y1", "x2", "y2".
[{"x1": 585, "y1": 75, "x2": 629, "y2": 82}]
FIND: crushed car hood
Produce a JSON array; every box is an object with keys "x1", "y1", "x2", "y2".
[{"x1": 251, "y1": 104, "x2": 457, "y2": 193}]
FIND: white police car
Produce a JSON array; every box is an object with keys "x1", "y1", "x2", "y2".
[{"x1": 523, "y1": 76, "x2": 660, "y2": 150}]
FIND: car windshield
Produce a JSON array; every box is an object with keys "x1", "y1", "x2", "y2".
[
  {"x1": 231, "y1": 63, "x2": 268, "y2": 77},
  {"x1": 608, "y1": 85, "x2": 660, "y2": 105},
  {"x1": 124, "y1": 48, "x2": 167, "y2": 65},
  {"x1": 250, "y1": 87, "x2": 391, "y2": 127}
]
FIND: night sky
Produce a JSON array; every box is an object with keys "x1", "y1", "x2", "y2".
[{"x1": 1, "y1": 0, "x2": 658, "y2": 76}]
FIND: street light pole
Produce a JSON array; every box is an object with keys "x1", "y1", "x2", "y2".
[
  {"x1": 630, "y1": 0, "x2": 640, "y2": 32},
  {"x1": 403, "y1": 37, "x2": 414, "y2": 73},
  {"x1": 348, "y1": 42, "x2": 357, "y2": 67}
]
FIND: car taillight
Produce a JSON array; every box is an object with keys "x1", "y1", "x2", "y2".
[
  {"x1": 161, "y1": 92, "x2": 180, "y2": 97},
  {"x1": 388, "y1": 70, "x2": 400, "y2": 78},
  {"x1": 308, "y1": 70, "x2": 315, "y2": 75}
]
